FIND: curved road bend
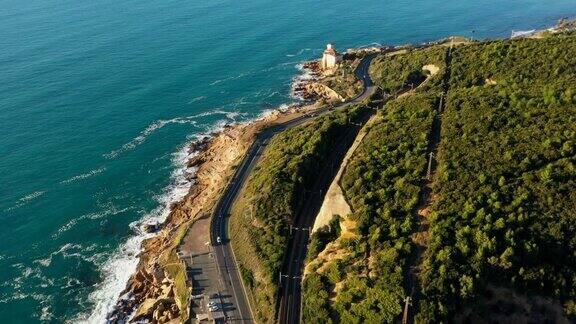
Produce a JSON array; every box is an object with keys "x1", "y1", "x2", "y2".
[{"x1": 207, "y1": 54, "x2": 376, "y2": 323}]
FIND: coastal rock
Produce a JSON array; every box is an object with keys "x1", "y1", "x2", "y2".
[
  {"x1": 142, "y1": 222, "x2": 161, "y2": 233},
  {"x1": 132, "y1": 297, "x2": 172, "y2": 321},
  {"x1": 304, "y1": 82, "x2": 344, "y2": 102},
  {"x1": 187, "y1": 155, "x2": 205, "y2": 168}
]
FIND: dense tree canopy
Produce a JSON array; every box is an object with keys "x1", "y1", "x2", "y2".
[
  {"x1": 304, "y1": 32, "x2": 576, "y2": 323},
  {"x1": 302, "y1": 93, "x2": 439, "y2": 323},
  {"x1": 418, "y1": 33, "x2": 576, "y2": 321}
]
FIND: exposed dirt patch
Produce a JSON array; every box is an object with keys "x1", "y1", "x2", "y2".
[
  {"x1": 484, "y1": 78, "x2": 498, "y2": 85},
  {"x1": 304, "y1": 241, "x2": 349, "y2": 276},
  {"x1": 422, "y1": 64, "x2": 440, "y2": 76},
  {"x1": 417, "y1": 206, "x2": 431, "y2": 218},
  {"x1": 386, "y1": 49, "x2": 410, "y2": 57},
  {"x1": 397, "y1": 64, "x2": 440, "y2": 99}
]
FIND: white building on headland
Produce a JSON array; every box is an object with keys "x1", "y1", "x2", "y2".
[{"x1": 321, "y1": 43, "x2": 343, "y2": 69}]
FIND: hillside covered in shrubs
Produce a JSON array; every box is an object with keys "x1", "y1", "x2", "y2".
[{"x1": 303, "y1": 32, "x2": 576, "y2": 323}]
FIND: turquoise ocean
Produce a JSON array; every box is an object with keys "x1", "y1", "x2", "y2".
[{"x1": 0, "y1": 0, "x2": 574, "y2": 322}]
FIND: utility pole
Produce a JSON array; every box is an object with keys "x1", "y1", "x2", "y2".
[
  {"x1": 426, "y1": 152, "x2": 434, "y2": 181},
  {"x1": 402, "y1": 296, "x2": 412, "y2": 324}
]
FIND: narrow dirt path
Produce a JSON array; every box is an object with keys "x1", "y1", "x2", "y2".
[{"x1": 403, "y1": 45, "x2": 453, "y2": 323}]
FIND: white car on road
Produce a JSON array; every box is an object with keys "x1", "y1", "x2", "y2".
[{"x1": 216, "y1": 236, "x2": 222, "y2": 244}]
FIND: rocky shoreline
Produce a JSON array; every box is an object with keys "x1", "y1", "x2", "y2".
[{"x1": 107, "y1": 89, "x2": 325, "y2": 322}]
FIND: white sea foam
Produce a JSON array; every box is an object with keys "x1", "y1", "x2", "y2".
[
  {"x1": 19, "y1": 191, "x2": 45, "y2": 202},
  {"x1": 290, "y1": 63, "x2": 319, "y2": 101},
  {"x1": 3, "y1": 191, "x2": 46, "y2": 212},
  {"x1": 104, "y1": 118, "x2": 198, "y2": 159},
  {"x1": 188, "y1": 96, "x2": 206, "y2": 104},
  {"x1": 60, "y1": 167, "x2": 106, "y2": 185},
  {"x1": 40, "y1": 306, "x2": 53, "y2": 321},
  {"x1": 52, "y1": 206, "x2": 133, "y2": 239},
  {"x1": 103, "y1": 109, "x2": 243, "y2": 159},
  {"x1": 77, "y1": 142, "x2": 199, "y2": 323},
  {"x1": 209, "y1": 72, "x2": 251, "y2": 86}
]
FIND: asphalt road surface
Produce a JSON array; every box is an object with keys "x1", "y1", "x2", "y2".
[{"x1": 209, "y1": 54, "x2": 377, "y2": 323}]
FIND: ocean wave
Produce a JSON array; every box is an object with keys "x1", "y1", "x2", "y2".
[
  {"x1": 78, "y1": 142, "x2": 199, "y2": 323},
  {"x1": 3, "y1": 191, "x2": 46, "y2": 212},
  {"x1": 19, "y1": 191, "x2": 45, "y2": 202},
  {"x1": 257, "y1": 103, "x2": 294, "y2": 120},
  {"x1": 209, "y1": 71, "x2": 251, "y2": 86},
  {"x1": 0, "y1": 260, "x2": 57, "y2": 321},
  {"x1": 33, "y1": 243, "x2": 104, "y2": 271},
  {"x1": 0, "y1": 290, "x2": 53, "y2": 317},
  {"x1": 252, "y1": 89, "x2": 282, "y2": 100},
  {"x1": 280, "y1": 60, "x2": 303, "y2": 67},
  {"x1": 104, "y1": 118, "x2": 199, "y2": 159},
  {"x1": 104, "y1": 109, "x2": 249, "y2": 159},
  {"x1": 60, "y1": 167, "x2": 106, "y2": 185},
  {"x1": 103, "y1": 109, "x2": 246, "y2": 159},
  {"x1": 286, "y1": 48, "x2": 315, "y2": 57},
  {"x1": 188, "y1": 96, "x2": 206, "y2": 104},
  {"x1": 52, "y1": 206, "x2": 133, "y2": 239},
  {"x1": 40, "y1": 306, "x2": 53, "y2": 322},
  {"x1": 355, "y1": 42, "x2": 383, "y2": 49}
]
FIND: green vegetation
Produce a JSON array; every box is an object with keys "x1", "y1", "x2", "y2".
[
  {"x1": 369, "y1": 46, "x2": 446, "y2": 94},
  {"x1": 306, "y1": 215, "x2": 341, "y2": 263},
  {"x1": 301, "y1": 45, "x2": 446, "y2": 323},
  {"x1": 302, "y1": 93, "x2": 438, "y2": 323},
  {"x1": 418, "y1": 34, "x2": 576, "y2": 321},
  {"x1": 230, "y1": 104, "x2": 369, "y2": 322},
  {"x1": 302, "y1": 32, "x2": 576, "y2": 323}
]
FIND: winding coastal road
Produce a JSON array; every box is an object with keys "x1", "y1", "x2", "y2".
[{"x1": 209, "y1": 54, "x2": 377, "y2": 323}]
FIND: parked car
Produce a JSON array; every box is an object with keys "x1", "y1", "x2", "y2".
[
  {"x1": 208, "y1": 301, "x2": 217, "y2": 307},
  {"x1": 209, "y1": 305, "x2": 219, "y2": 312}
]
